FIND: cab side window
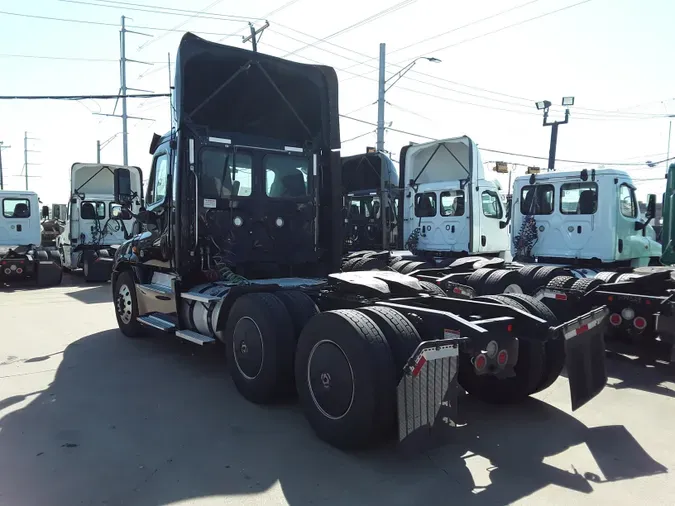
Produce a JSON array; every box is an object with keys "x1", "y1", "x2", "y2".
[
  {"x1": 619, "y1": 184, "x2": 637, "y2": 218},
  {"x1": 146, "y1": 153, "x2": 169, "y2": 206},
  {"x1": 481, "y1": 190, "x2": 503, "y2": 219}
]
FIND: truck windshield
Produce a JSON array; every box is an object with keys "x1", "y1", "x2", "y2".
[
  {"x1": 264, "y1": 154, "x2": 309, "y2": 198},
  {"x1": 200, "y1": 148, "x2": 252, "y2": 198}
]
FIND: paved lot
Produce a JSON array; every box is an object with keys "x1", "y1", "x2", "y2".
[{"x1": 0, "y1": 274, "x2": 674, "y2": 506}]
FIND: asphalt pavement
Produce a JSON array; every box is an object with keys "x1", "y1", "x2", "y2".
[{"x1": 0, "y1": 274, "x2": 673, "y2": 506}]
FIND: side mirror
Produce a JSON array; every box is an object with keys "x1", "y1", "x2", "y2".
[
  {"x1": 645, "y1": 194, "x2": 657, "y2": 220},
  {"x1": 41, "y1": 205, "x2": 50, "y2": 219},
  {"x1": 114, "y1": 168, "x2": 133, "y2": 207}
]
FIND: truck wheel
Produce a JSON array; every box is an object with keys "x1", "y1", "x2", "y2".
[
  {"x1": 353, "y1": 257, "x2": 386, "y2": 271},
  {"x1": 595, "y1": 271, "x2": 620, "y2": 283},
  {"x1": 500, "y1": 293, "x2": 562, "y2": 393},
  {"x1": 570, "y1": 278, "x2": 604, "y2": 295},
  {"x1": 458, "y1": 294, "x2": 545, "y2": 404},
  {"x1": 449, "y1": 256, "x2": 485, "y2": 269},
  {"x1": 466, "y1": 268, "x2": 497, "y2": 294},
  {"x1": 224, "y1": 293, "x2": 296, "y2": 404},
  {"x1": 341, "y1": 257, "x2": 362, "y2": 272},
  {"x1": 295, "y1": 309, "x2": 396, "y2": 450},
  {"x1": 547, "y1": 275, "x2": 577, "y2": 290},
  {"x1": 481, "y1": 269, "x2": 523, "y2": 295},
  {"x1": 401, "y1": 260, "x2": 432, "y2": 274},
  {"x1": 530, "y1": 266, "x2": 569, "y2": 292},
  {"x1": 356, "y1": 306, "x2": 421, "y2": 380},
  {"x1": 418, "y1": 280, "x2": 447, "y2": 296},
  {"x1": 113, "y1": 270, "x2": 145, "y2": 338},
  {"x1": 275, "y1": 290, "x2": 320, "y2": 341},
  {"x1": 391, "y1": 260, "x2": 413, "y2": 273}
]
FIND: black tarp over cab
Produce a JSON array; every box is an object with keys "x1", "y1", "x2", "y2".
[{"x1": 171, "y1": 32, "x2": 343, "y2": 275}]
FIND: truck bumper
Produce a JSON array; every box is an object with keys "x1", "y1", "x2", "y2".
[{"x1": 395, "y1": 306, "x2": 609, "y2": 450}]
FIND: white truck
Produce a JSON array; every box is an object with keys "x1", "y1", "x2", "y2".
[
  {"x1": 0, "y1": 190, "x2": 62, "y2": 286},
  {"x1": 399, "y1": 136, "x2": 510, "y2": 262},
  {"x1": 56, "y1": 163, "x2": 143, "y2": 282},
  {"x1": 510, "y1": 168, "x2": 661, "y2": 269}
]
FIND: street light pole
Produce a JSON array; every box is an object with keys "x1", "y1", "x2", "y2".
[
  {"x1": 536, "y1": 97, "x2": 574, "y2": 171},
  {"x1": 375, "y1": 44, "x2": 440, "y2": 249},
  {"x1": 376, "y1": 43, "x2": 386, "y2": 153}
]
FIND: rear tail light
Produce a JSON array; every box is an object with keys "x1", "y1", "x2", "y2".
[
  {"x1": 16, "y1": 268, "x2": 23, "y2": 274},
  {"x1": 474, "y1": 353, "x2": 487, "y2": 371},
  {"x1": 3, "y1": 268, "x2": 10, "y2": 275},
  {"x1": 609, "y1": 313, "x2": 622, "y2": 326},
  {"x1": 633, "y1": 316, "x2": 648, "y2": 330},
  {"x1": 497, "y1": 350, "x2": 509, "y2": 365}
]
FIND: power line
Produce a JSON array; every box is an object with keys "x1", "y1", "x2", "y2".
[
  {"x1": 282, "y1": 0, "x2": 418, "y2": 58},
  {"x1": 137, "y1": 0, "x2": 224, "y2": 51},
  {"x1": 0, "y1": 94, "x2": 169, "y2": 100},
  {"x1": 341, "y1": 0, "x2": 544, "y2": 72},
  {"x1": 342, "y1": 129, "x2": 377, "y2": 144},
  {"x1": 59, "y1": 0, "x2": 263, "y2": 22},
  {"x1": 339, "y1": 114, "x2": 675, "y2": 166},
  {"x1": 0, "y1": 10, "x2": 239, "y2": 36}
]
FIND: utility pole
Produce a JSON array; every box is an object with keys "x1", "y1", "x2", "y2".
[
  {"x1": 0, "y1": 142, "x2": 8, "y2": 190},
  {"x1": 242, "y1": 21, "x2": 270, "y2": 52},
  {"x1": 376, "y1": 43, "x2": 386, "y2": 153},
  {"x1": 120, "y1": 15, "x2": 128, "y2": 165},
  {"x1": 23, "y1": 132, "x2": 40, "y2": 191},
  {"x1": 97, "y1": 140, "x2": 101, "y2": 163}
]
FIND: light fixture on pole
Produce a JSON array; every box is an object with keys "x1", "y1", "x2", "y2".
[{"x1": 536, "y1": 96, "x2": 575, "y2": 171}]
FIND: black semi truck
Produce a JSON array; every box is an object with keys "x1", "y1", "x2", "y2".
[{"x1": 109, "y1": 33, "x2": 610, "y2": 451}]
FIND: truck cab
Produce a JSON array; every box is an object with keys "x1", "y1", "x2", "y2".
[
  {"x1": 511, "y1": 168, "x2": 661, "y2": 268},
  {"x1": 341, "y1": 151, "x2": 399, "y2": 252},
  {"x1": 57, "y1": 163, "x2": 142, "y2": 281},
  {"x1": 1, "y1": 190, "x2": 62, "y2": 285},
  {"x1": 398, "y1": 136, "x2": 509, "y2": 262}
]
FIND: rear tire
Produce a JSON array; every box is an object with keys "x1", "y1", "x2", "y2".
[
  {"x1": 295, "y1": 309, "x2": 396, "y2": 450},
  {"x1": 418, "y1": 280, "x2": 447, "y2": 296},
  {"x1": 113, "y1": 270, "x2": 144, "y2": 338},
  {"x1": 595, "y1": 271, "x2": 620, "y2": 284},
  {"x1": 466, "y1": 268, "x2": 496, "y2": 294},
  {"x1": 275, "y1": 290, "x2": 320, "y2": 340},
  {"x1": 481, "y1": 269, "x2": 524, "y2": 295},
  {"x1": 500, "y1": 293, "x2": 562, "y2": 393},
  {"x1": 570, "y1": 277, "x2": 604, "y2": 296},
  {"x1": 546, "y1": 275, "x2": 577, "y2": 290},
  {"x1": 356, "y1": 306, "x2": 421, "y2": 380},
  {"x1": 530, "y1": 266, "x2": 569, "y2": 292},
  {"x1": 224, "y1": 293, "x2": 296, "y2": 404}
]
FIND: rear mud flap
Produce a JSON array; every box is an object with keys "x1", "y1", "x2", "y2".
[
  {"x1": 396, "y1": 339, "x2": 460, "y2": 452},
  {"x1": 37, "y1": 261, "x2": 62, "y2": 287},
  {"x1": 88, "y1": 258, "x2": 113, "y2": 282},
  {"x1": 557, "y1": 306, "x2": 610, "y2": 411}
]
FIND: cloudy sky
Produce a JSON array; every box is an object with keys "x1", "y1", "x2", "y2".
[{"x1": 0, "y1": 0, "x2": 673, "y2": 205}]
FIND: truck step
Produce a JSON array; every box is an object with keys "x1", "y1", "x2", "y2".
[
  {"x1": 137, "y1": 313, "x2": 176, "y2": 332},
  {"x1": 175, "y1": 329, "x2": 216, "y2": 345},
  {"x1": 181, "y1": 291, "x2": 222, "y2": 304},
  {"x1": 138, "y1": 283, "x2": 173, "y2": 295}
]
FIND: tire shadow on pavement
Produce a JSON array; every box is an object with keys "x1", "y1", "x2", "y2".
[{"x1": 0, "y1": 329, "x2": 667, "y2": 506}]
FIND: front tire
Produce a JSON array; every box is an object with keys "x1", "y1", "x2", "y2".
[{"x1": 113, "y1": 270, "x2": 144, "y2": 338}]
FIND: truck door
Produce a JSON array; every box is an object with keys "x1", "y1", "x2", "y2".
[
  {"x1": 439, "y1": 189, "x2": 469, "y2": 252},
  {"x1": 615, "y1": 182, "x2": 652, "y2": 264},
  {"x1": 474, "y1": 188, "x2": 506, "y2": 254},
  {"x1": 558, "y1": 181, "x2": 598, "y2": 252},
  {"x1": 411, "y1": 191, "x2": 438, "y2": 251},
  {"x1": 1, "y1": 196, "x2": 38, "y2": 246}
]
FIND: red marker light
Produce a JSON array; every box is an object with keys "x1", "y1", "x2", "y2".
[
  {"x1": 609, "y1": 313, "x2": 622, "y2": 326},
  {"x1": 633, "y1": 317, "x2": 648, "y2": 330},
  {"x1": 507, "y1": 324, "x2": 513, "y2": 332},
  {"x1": 555, "y1": 293, "x2": 568, "y2": 300},
  {"x1": 474, "y1": 354, "x2": 487, "y2": 371},
  {"x1": 575, "y1": 324, "x2": 589, "y2": 335},
  {"x1": 453, "y1": 287, "x2": 462, "y2": 294},
  {"x1": 497, "y1": 350, "x2": 508, "y2": 365}
]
